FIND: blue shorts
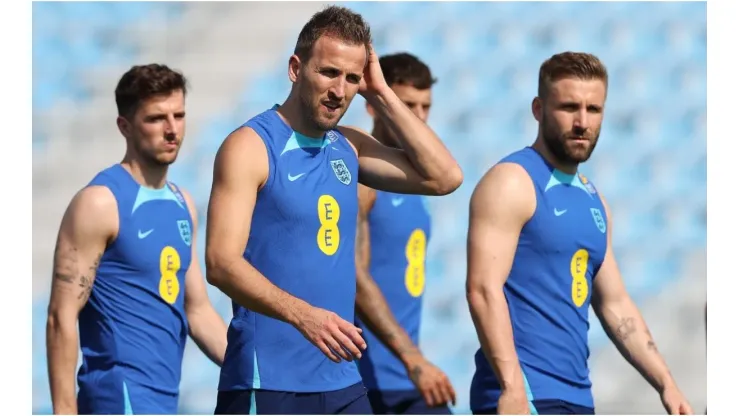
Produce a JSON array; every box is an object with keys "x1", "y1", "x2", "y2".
[
  {"x1": 77, "y1": 382, "x2": 178, "y2": 415},
  {"x1": 472, "y1": 399, "x2": 594, "y2": 415},
  {"x1": 214, "y1": 382, "x2": 372, "y2": 415},
  {"x1": 367, "y1": 389, "x2": 452, "y2": 415}
]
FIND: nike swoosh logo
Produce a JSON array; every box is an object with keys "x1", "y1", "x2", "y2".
[
  {"x1": 288, "y1": 173, "x2": 306, "y2": 182},
  {"x1": 138, "y1": 229, "x2": 154, "y2": 239},
  {"x1": 554, "y1": 208, "x2": 567, "y2": 216},
  {"x1": 391, "y1": 197, "x2": 404, "y2": 207}
]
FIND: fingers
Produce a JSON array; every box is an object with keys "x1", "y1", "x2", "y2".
[
  {"x1": 430, "y1": 376, "x2": 455, "y2": 407},
  {"x1": 332, "y1": 327, "x2": 363, "y2": 360},
  {"x1": 442, "y1": 377, "x2": 457, "y2": 406},
  {"x1": 337, "y1": 319, "x2": 367, "y2": 352},
  {"x1": 420, "y1": 387, "x2": 434, "y2": 408},
  {"x1": 316, "y1": 339, "x2": 342, "y2": 363},
  {"x1": 324, "y1": 335, "x2": 352, "y2": 362},
  {"x1": 431, "y1": 385, "x2": 446, "y2": 407},
  {"x1": 420, "y1": 378, "x2": 452, "y2": 408}
]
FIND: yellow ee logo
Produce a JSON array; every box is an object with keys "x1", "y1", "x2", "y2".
[
  {"x1": 405, "y1": 229, "x2": 427, "y2": 298},
  {"x1": 159, "y1": 246, "x2": 181, "y2": 304},
  {"x1": 317, "y1": 195, "x2": 341, "y2": 256},
  {"x1": 570, "y1": 249, "x2": 589, "y2": 307}
]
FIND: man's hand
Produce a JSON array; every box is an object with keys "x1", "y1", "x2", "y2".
[
  {"x1": 660, "y1": 385, "x2": 694, "y2": 415},
  {"x1": 497, "y1": 389, "x2": 531, "y2": 415},
  {"x1": 405, "y1": 355, "x2": 456, "y2": 408},
  {"x1": 359, "y1": 44, "x2": 390, "y2": 98},
  {"x1": 295, "y1": 306, "x2": 367, "y2": 363}
]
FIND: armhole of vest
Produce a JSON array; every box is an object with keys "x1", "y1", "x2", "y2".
[
  {"x1": 254, "y1": 126, "x2": 277, "y2": 196},
  {"x1": 87, "y1": 179, "x2": 122, "y2": 248},
  {"x1": 340, "y1": 133, "x2": 359, "y2": 163},
  {"x1": 512, "y1": 161, "x2": 539, "y2": 230},
  {"x1": 594, "y1": 189, "x2": 609, "y2": 278},
  {"x1": 168, "y1": 181, "x2": 195, "y2": 226}
]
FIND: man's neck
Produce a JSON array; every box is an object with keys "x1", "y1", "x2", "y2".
[
  {"x1": 531, "y1": 138, "x2": 578, "y2": 175},
  {"x1": 120, "y1": 156, "x2": 168, "y2": 189},
  {"x1": 278, "y1": 95, "x2": 325, "y2": 140}
]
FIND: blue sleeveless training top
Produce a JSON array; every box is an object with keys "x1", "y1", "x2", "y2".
[
  {"x1": 218, "y1": 106, "x2": 362, "y2": 393},
  {"x1": 77, "y1": 164, "x2": 193, "y2": 414},
  {"x1": 356, "y1": 191, "x2": 432, "y2": 391},
  {"x1": 470, "y1": 147, "x2": 608, "y2": 411}
]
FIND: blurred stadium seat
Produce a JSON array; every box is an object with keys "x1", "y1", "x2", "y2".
[{"x1": 32, "y1": 2, "x2": 706, "y2": 414}]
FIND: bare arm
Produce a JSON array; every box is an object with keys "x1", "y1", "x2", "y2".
[
  {"x1": 354, "y1": 184, "x2": 422, "y2": 363},
  {"x1": 591, "y1": 197, "x2": 678, "y2": 394},
  {"x1": 205, "y1": 127, "x2": 310, "y2": 326},
  {"x1": 354, "y1": 183, "x2": 456, "y2": 407},
  {"x1": 466, "y1": 163, "x2": 535, "y2": 397},
  {"x1": 46, "y1": 186, "x2": 117, "y2": 415},
  {"x1": 339, "y1": 94, "x2": 462, "y2": 196},
  {"x1": 181, "y1": 189, "x2": 227, "y2": 367},
  {"x1": 205, "y1": 127, "x2": 365, "y2": 363}
]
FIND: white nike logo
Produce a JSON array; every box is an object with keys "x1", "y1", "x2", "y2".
[
  {"x1": 138, "y1": 229, "x2": 154, "y2": 239},
  {"x1": 391, "y1": 197, "x2": 404, "y2": 207},
  {"x1": 288, "y1": 173, "x2": 306, "y2": 182},
  {"x1": 554, "y1": 208, "x2": 567, "y2": 217}
]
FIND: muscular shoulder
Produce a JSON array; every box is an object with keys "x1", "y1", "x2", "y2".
[
  {"x1": 215, "y1": 126, "x2": 269, "y2": 189},
  {"x1": 64, "y1": 185, "x2": 119, "y2": 240},
  {"x1": 470, "y1": 162, "x2": 536, "y2": 224}
]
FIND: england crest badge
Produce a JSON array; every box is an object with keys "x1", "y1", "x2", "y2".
[
  {"x1": 330, "y1": 159, "x2": 352, "y2": 185},
  {"x1": 590, "y1": 208, "x2": 606, "y2": 234},
  {"x1": 177, "y1": 220, "x2": 192, "y2": 246}
]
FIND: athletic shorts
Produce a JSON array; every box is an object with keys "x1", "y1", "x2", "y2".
[
  {"x1": 367, "y1": 389, "x2": 452, "y2": 415},
  {"x1": 214, "y1": 382, "x2": 372, "y2": 415},
  {"x1": 472, "y1": 399, "x2": 594, "y2": 415}
]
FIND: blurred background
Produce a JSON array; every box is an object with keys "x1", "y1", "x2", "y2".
[{"x1": 32, "y1": 1, "x2": 706, "y2": 414}]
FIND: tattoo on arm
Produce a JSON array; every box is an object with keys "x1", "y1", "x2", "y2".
[
  {"x1": 615, "y1": 317, "x2": 637, "y2": 341},
  {"x1": 53, "y1": 245, "x2": 78, "y2": 284},
  {"x1": 78, "y1": 253, "x2": 101, "y2": 302},
  {"x1": 78, "y1": 276, "x2": 92, "y2": 301},
  {"x1": 53, "y1": 247, "x2": 102, "y2": 303},
  {"x1": 646, "y1": 330, "x2": 659, "y2": 352},
  {"x1": 54, "y1": 273, "x2": 75, "y2": 284},
  {"x1": 355, "y1": 211, "x2": 419, "y2": 359},
  {"x1": 410, "y1": 365, "x2": 423, "y2": 383}
]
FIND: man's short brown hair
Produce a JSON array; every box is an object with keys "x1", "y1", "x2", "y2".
[
  {"x1": 379, "y1": 53, "x2": 437, "y2": 90},
  {"x1": 538, "y1": 52, "x2": 608, "y2": 98},
  {"x1": 293, "y1": 5, "x2": 372, "y2": 61},
  {"x1": 115, "y1": 64, "x2": 188, "y2": 119}
]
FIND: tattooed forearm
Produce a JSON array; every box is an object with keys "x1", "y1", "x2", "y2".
[
  {"x1": 615, "y1": 317, "x2": 637, "y2": 341},
  {"x1": 356, "y1": 265, "x2": 421, "y2": 361},
  {"x1": 645, "y1": 329, "x2": 659, "y2": 352}
]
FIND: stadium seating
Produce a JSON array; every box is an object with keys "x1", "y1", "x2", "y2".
[
  {"x1": 32, "y1": 2, "x2": 706, "y2": 414},
  {"x1": 32, "y1": 1, "x2": 184, "y2": 150}
]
